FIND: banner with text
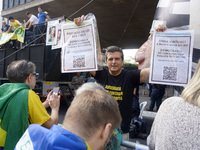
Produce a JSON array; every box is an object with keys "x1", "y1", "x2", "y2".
[
  {"x1": 0, "y1": 26, "x2": 25, "y2": 45},
  {"x1": 149, "y1": 30, "x2": 194, "y2": 86}
]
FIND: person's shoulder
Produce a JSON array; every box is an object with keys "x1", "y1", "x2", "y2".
[
  {"x1": 124, "y1": 69, "x2": 140, "y2": 76},
  {"x1": 125, "y1": 69, "x2": 140, "y2": 73},
  {"x1": 15, "y1": 20, "x2": 20, "y2": 23},
  {"x1": 96, "y1": 68, "x2": 108, "y2": 73},
  {"x1": 72, "y1": 75, "x2": 77, "y2": 79},
  {"x1": 32, "y1": 14, "x2": 37, "y2": 18},
  {"x1": 28, "y1": 90, "x2": 40, "y2": 99},
  {"x1": 160, "y1": 96, "x2": 183, "y2": 109},
  {"x1": 29, "y1": 89, "x2": 37, "y2": 94},
  {"x1": 165, "y1": 96, "x2": 183, "y2": 102},
  {"x1": 42, "y1": 12, "x2": 47, "y2": 16}
]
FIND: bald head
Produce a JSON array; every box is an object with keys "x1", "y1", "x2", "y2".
[
  {"x1": 2, "y1": 21, "x2": 6, "y2": 26},
  {"x1": 75, "y1": 82, "x2": 105, "y2": 95}
]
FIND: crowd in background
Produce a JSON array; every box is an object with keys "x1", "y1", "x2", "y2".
[
  {"x1": 0, "y1": 6, "x2": 50, "y2": 49},
  {"x1": 1, "y1": 10, "x2": 200, "y2": 150}
]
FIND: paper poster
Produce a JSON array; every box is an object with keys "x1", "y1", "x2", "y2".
[
  {"x1": 52, "y1": 22, "x2": 63, "y2": 50},
  {"x1": 61, "y1": 19, "x2": 98, "y2": 73},
  {"x1": 149, "y1": 30, "x2": 194, "y2": 86},
  {"x1": 46, "y1": 20, "x2": 59, "y2": 45},
  {"x1": 153, "y1": 0, "x2": 200, "y2": 68}
]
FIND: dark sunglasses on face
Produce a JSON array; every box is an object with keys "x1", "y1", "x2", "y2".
[{"x1": 32, "y1": 73, "x2": 39, "y2": 79}]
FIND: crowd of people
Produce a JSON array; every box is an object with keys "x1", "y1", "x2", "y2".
[
  {"x1": 0, "y1": 12, "x2": 200, "y2": 150},
  {"x1": 0, "y1": 6, "x2": 49, "y2": 49}
]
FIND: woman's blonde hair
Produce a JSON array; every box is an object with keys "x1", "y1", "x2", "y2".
[{"x1": 181, "y1": 60, "x2": 200, "y2": 107}]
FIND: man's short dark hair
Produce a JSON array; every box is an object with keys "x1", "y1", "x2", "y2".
[
  {"x1": 105, "y1": 46, "x2": 124, "y2": 60},
  {"x1": 8, "y1": 16, "x2": 14, "y2": 20},
  {"x1": 26, "y1": 12, "x2": 31, "y2": 15},
  {"x1": 38, "y1": 6, "x2": 42, "y2": 10},
  {"x1": 6, "y1": 60, "x2": 36, "y2": 83}
]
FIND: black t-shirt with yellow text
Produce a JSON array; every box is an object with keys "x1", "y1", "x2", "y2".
[{"x1": 95, "y1": 68, "x2": 140, "y2": 133}]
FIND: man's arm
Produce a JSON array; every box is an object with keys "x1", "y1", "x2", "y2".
[
  {"x1": 140, "y1": 68, "x2": 150, "y2": 83},
  {"x1": 7, "y1": 26, "x2": 12, "y2": 33},
  {"x1": 42, "y1": 92, "x2": 60, "y2": 129},
  {"x1": 26, "y1": 21, "x2": 33, "y2": 30},
  {"x1": 138, "y1": 25, "x2": 167, "y2": 83},
  {"x1": 46, "y1": 15, "x2": 50, "y2": 21},
  {"x1": 25, "y1": 20, "x2": 30, "y2": 27}
]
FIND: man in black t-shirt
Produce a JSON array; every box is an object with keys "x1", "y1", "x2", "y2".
[
  {"x1": 90, "y1": 46, "x2": 150, "y2": 144},
  {"x1": 73, "y1": 16, "x2": 166, "y2": 145}
]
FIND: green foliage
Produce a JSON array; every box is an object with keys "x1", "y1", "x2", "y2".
[{"x1": 123, "y1": 62, "x2": 138, "y2": 68}]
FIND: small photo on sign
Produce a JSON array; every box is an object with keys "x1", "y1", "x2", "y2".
[{"x1": 48, "y1": 26, "x2": 56, "y2": 43}]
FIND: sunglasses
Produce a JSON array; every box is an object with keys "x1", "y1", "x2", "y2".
[{"x1": 32, "y1": 73, "x2": 39, "y2": 79}]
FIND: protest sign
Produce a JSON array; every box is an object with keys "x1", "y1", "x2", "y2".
[
  {"x1": 52, "y1": 22, "x2": 63, "y2": 50},
  {"x1": 0, "y1": 26, "x2": 24, "y2": 45},
  {"x1": 46, "y1": 20, "x2": 59, "y2": 45},
  {"x1": 152, "y1": 0, "x2": 200, "y2": 68},
  {"x1": 61, "y1": 15, "x2": 102, "y2": 73},
  {"x1": 149, "y1": 30, "x2": 194, "y2": 86}
]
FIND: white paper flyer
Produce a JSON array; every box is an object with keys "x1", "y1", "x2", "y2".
[
  {"x1": 149, "y1": 30, "x2": 194, "y2": 86},
  {"x1": 61, "y1": 19, "x2": 98, "y2": 73}
]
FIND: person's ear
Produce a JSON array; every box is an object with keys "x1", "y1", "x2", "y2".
[
  {"x1": 100, "y1": 123, "x2": 112, "y2": 144},
  {"x1": 106, "y1": 59, "x2": 109, "y2": 65},
  {"x1": 26, "y1": 74, "x2": 32, "y2": 82}
]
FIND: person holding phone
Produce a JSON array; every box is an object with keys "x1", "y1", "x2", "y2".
[
  {"x1": 0, "y1": 60, "x2": 60, "y2": 150},
  {"x1": 15, "y1": 83, "x2": 122, "y2": 150}
]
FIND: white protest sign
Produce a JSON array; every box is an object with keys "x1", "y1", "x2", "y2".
[
  {"x1": 149, "y1": 30, "x2": 194, "y2": 86},
  {"x1": 61, "y1": 19, "x2": 99, "y2": 73},
  {"x1": 52, "y1": 22, "x2": 63, "y2": 50},
  {"x1": 46, "y1": 20, "x2": 59, "y2": 45}
]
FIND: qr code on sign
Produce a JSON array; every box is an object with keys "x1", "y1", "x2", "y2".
[
  {"x1": 73, "y1": 55, "x2": 85, "y2": 68},
  {"x1": 162, "y1": 66, "x2": 177, "y2": 81}
]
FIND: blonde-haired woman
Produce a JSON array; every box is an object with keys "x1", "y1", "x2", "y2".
[{"x1": 147, "y1": 60, "x2": 200, "y2": 150}]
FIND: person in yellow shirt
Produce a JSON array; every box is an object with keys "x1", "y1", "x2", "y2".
[
  {"x1": 7, "y1": 16, "x2": 22, "y2": 49},
  {"x1": 7, "y1": 16, "x2": 21, "y2": 33}
]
